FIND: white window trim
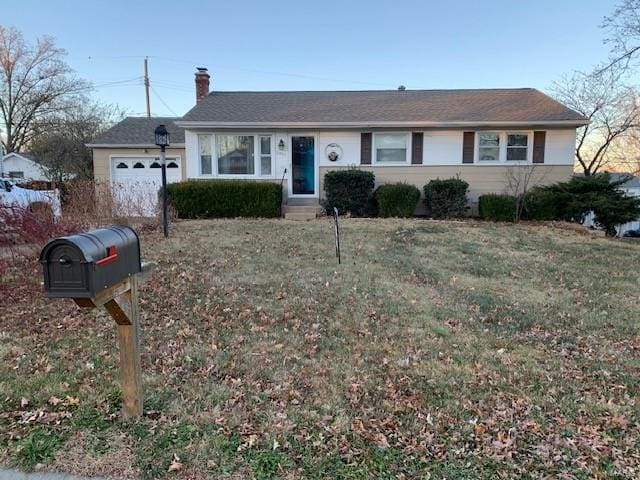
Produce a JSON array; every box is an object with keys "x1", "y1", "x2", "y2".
[
  {"x1": 372, "y1": 132, "x2": 411, "y2": 165},
  {"x1": 474, "y1": 131, "x2": 533, "y2": 164},
  {"x1": 198, "y1": 134, "x2": 214, "y2": 177},
  {"x1": 258, "y1": 135, "x2": 274, "y2": 177},
  {"x1": 505, "y1": 132, "x2": 530, "y2": 162},
  {"x1": 198, "y1": 134, "x2": 276, "y2": 179},
  {"x1": 477, "y1": 131, "x2": 501, "y2": 163}
]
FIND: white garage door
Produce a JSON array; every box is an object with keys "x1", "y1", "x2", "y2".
[{"x1": 111, "y1": 157, "x2": 182, "y2": 216}]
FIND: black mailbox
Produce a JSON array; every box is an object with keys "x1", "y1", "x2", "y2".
[{"x1": 39, "y1": 225, "x2": 141, "y2": 298}]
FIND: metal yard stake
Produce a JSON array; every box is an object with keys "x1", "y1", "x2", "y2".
[{"x1": 333, "y1": 207, "x2": 341, "y2": 264}]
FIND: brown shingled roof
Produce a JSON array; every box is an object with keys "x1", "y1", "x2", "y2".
[{"x1": 179, "y1": 88, "x2": 587, "y2": 125}]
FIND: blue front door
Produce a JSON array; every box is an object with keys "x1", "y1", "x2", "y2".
[{"x1": 291, "y1": 136, "x2": 315, "y2": 195}]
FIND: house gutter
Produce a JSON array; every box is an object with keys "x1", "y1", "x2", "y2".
[
  {"x1": 85, "y1": 143, "x2": 186, "y2": 148},
  {"x1": 175, "y1": 120, "x2": 589, "y2": 129}
]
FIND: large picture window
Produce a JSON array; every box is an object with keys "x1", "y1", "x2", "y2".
[
  {"x1": 478, "y1": 133, "x2": 500, "y2": 161},
  {"x1": 506, "y1": 134, "x2": 529, "y2": 161},
  {"x1": 374, "y1": 133, "x2": 408, "y2": 163},
  {"x1": 198, "y1": 134, "x2": 212, "y2": 175},
  {"x1": 216, "y1": 135, "x2": 255, "y2": 175},
  {"x1": 196, "y1": 134, "x2": 274, "y2": 178}
]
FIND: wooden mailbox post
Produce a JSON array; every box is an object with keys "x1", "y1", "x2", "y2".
[
  {"x1": 39, "y1": 226, "x2": 151, "y2": 419},
  {"x1": 74, "y1": 273, "x2": 147, "y2": 418}
]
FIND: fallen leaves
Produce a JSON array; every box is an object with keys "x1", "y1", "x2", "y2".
[
  {"x1": 3, "y1": 219, "x2": 640, "y2": 478},
  {"x1": 167, "y1": 453, "x2": 183, "y2": 472}
]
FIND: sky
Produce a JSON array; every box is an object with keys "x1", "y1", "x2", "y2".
[{"x1": 4, "y1": 0, "x2": 617, "y2": 117}]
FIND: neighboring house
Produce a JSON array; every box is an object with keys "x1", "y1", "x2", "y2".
[
  {"x1": 583, "y1": 173, "x2": 640, "y2": 236},
  {"x1": 87, "y1": 117, "x2": 185, "y2": 215},
  {"x1": 609, "y1": 172, "x2": 640, "y2": 197},
  {"x1": 90, "y1": 68, "x2": 588, "y2": 216},
  {"x1": 0, "y1": 152, "x2": 50, "y2": 181}
]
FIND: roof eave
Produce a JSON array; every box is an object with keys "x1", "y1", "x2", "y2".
[
  {"x1": 175, "y1": 120, "x2": 589, "y2": 129},
  {"x1": 86, "y1": 143, "x2": 186, "y2": 148}
]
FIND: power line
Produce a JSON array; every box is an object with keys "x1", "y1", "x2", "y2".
[
  {"x1": 150, "y1": 85, "x2": 179, "y2": 116},
  {"x1": 85, "y1": 54, "x2": 400, "y2": 89}
]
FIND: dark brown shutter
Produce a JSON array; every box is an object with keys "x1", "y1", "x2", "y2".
[
  {"x1": 411, "y1": 132, "x2": 423, "y2": 164},
  {"x1": 462, "y1": 132, "x2": 475, "y2": 164},
  {"x1": 533, "y1": 131, "x2": 546, "y2": 164},
  {"x1": 360, "y1": 132, "x2": 372, "y2": 165}
]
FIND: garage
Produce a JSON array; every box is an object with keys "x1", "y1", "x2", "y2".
[{"x1": 111, "y1": 156, "x2": 182, "y2": 216}]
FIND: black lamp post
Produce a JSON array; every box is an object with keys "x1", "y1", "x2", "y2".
[{"x1": 154, "y1": 124, "x2": 170, "y2": 238}]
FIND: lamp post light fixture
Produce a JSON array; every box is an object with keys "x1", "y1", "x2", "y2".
[{"x1": 154, "y1": 124, "x2": 170, "y2": 238}]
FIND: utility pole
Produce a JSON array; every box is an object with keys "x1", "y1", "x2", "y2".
[{"x1": 144, "y1": 57, "x2": 151, "y2": 118}]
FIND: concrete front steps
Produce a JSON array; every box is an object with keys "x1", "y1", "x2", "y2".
[{"x1": 283, "y1": 204, "x2": 321, "y2": 220}]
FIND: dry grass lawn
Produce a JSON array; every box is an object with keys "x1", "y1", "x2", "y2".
[{"x1": 1, "y1": 218, "x2": 640, "y2": 479}]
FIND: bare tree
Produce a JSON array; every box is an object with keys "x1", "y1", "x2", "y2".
[
  {"x1": 0, "y1": 25, "x2": 89, "y2": 153},
  {"x1": 601, "y1": 0, "x2": 640, "y2": 73},
  {"x1": 29, "y1": 101, "x2": 125, "y2": 182},
  {"x1": 601, "y1": 133, "x2": 640, "y2": 173},
  {"x1": 552, "y1": 67, "x2": 640, "y2": 176},
  {"x1": 503, "y1": 164, "x2": 548, "y2": 221}
]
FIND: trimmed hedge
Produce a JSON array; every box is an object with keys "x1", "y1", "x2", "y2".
[
  {"x1": 376, "y1": 183, "x2": 421, "y2": 218},
  {"x1": 478, "y1": 194, "x2": 516, "y2": 221},
  {"x1": 165, "y1": 180, "x2": 282, "y2": 218},
  {"x1": 523, "y1": 188, "x2": 557, "y2": 220},
  {"x1": 324, "y1": 169, "x2": 375, "y2": 216},
  {"x1": 423, "y1": 178, "x2": 469, "y2": 218}
]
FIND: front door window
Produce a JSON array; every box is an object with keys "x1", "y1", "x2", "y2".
[{"x1": 292, "y1": 136, "x2": 315, "y2": 195}]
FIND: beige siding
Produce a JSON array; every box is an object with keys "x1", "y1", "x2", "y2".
[
  {"x1": 320, "y1": 165, "x2": 572, "y2": 199},
  {"x1": 92, "y1": 147, "x2": 187, "y2": 183},
  {"x1": 319, "y1": 165, "x2": 573, "y2": 214}
]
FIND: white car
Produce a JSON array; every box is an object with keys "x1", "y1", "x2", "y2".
[{"x1": 0, "y1": 177, "x2": 62, "y2": 219}]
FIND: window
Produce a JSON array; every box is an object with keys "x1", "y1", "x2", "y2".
[
  {"x1": 216, "y1": 135, "x2": 255, "y2": 175},
  {"x1": 116, "y1": 162, "x2": 128, "y2": 169},
  {"x1": 259, "y1": 136, "x2": 272, "y2": 176},
  {"x1": 199, "y1": 134, "x2": 212, "y2": 175},
  {"x1": 374, "y1": 134, "x2": 408, "y2": 163},
  {"x1": 8, "y1": 171, "x2": 24, "y2": 179},
  {"x1": 478, "y1": 133, "x2": 500, "y2": 161},
  {"x1": 133, "y1": 162, "x2": 145, "y2": 168},
  {"x1": 167, "y1": 161, "x2": 179, "y2": 168},
  {"x1": 150, "y1": 162, "x2": 161, "y2": 168},
  {"x1": 506, "y1": 134, "x2": 528, "y2": 161}
]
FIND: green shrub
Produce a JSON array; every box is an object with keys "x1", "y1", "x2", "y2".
[
  {"x1": 375, "y1": 183, "x2": 421, "y2": 217},
  {"x1": 478, "y1": 194, "x2": 517, "y2": 222},
  {"x1": 541, "y1": 174, "x2": 640, "y2": 236},
  {"x1": 324, "y1": 169, "x2": 375, "y2": 216},
  {"x1": 523, "y1": 188, "x2": 557, "y2": 220},
  {"x1": 165, "y1": 180, "x2": 282, "y2": 218},
  {"x1": 423, "y1": 178, "x2": 469, "y2": 218}
]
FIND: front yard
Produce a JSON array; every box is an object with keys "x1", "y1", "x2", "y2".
[{"x1": 1, "y1": 219, "x2": 639, "y2": 479}]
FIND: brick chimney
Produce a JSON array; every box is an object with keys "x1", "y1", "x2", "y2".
[{"x1": 195, "y1": 67, "x2": 210, "y2": 103}]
